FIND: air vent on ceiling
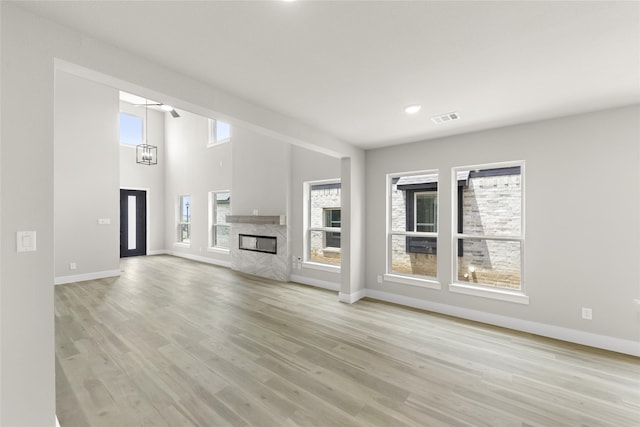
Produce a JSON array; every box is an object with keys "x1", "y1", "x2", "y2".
[{"x1": 431, "y1": 112, "x2": 460, "y2": 124}]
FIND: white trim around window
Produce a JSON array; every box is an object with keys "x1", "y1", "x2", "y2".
[
  {"x1": 385, "y1": 169, "x2": 441, "y2": 289},
  {"x1": 450, "y1": 161, "x2": 528, "y2": 304},
  {"x1": 303, "y1": 178, "x2": 341, "y2": 269}
]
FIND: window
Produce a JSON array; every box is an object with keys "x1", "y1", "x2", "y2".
[
  {"x1": 119, "y1": 112, "x2": 144, "y2": 146},
  {"x1": 386, "y1": 171, "x2": 439, "y2": 284},
  {"x1": 305, "y1": 180, "x2": 341, "y2": 267},
  {"x1": 209, "y1": 191, "x2": 231, "y2": 250},
  {"x1": 452, "y1": 162, "x2": 526, "y2": 302},
  {"x1": 208, "y1": 118, "x2": 231, "y2": 147},
  {"x1": 177, "y1": 195, "x2": 191, "y2": 244}
]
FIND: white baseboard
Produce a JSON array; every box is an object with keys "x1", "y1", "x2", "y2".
[
  {"x1": 290, "y1": 274, "x2": 340, "y2": 292},
  {"x1": 339, "y1": 288, "x2": 366, "y2": 304},
  {"x1": 166, "y1": 251, "x2": 231, "y2": 268},
  {"x1": 54, "y1": 269, "x2": 121, "y2": 285},
  {"x1": 147, "y1": 250, "x2": 167, "y2": 256},
  {"x1": 365, "y1": 288, "x2": 640, "y2": 357}
]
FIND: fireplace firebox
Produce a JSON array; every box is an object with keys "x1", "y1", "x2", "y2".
[{"x1": 239, "y1": 234, "x2": 277, "y2": 255}]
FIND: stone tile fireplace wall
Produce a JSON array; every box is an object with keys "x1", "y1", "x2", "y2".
[{"x1": 229, "y1": 219, "x2": 289, "y2": 282}]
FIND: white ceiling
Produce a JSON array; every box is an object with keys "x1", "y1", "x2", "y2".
[{"x1": 17, "y1": 1, "x2": 640, "y2": 149}]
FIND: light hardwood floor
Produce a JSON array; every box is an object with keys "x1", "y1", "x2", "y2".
[{"x1": 55, "y1": 255, "x2": 639, "y2": 426}]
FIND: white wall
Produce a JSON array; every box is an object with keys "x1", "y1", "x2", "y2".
[
  {"x1": 1, "y1": 6, "x2": 57, "y2": 425},
  {"x1": 366, "y1": 105, "x2": 640, "y2": 351},
  {"x1": 231, "y1": 126, "x2": 290, "y2": 217},
  {"x1": 119, "y1": 102, "x2": 166, "y2": 253},
  {"x1": 54, "y1": 71, "x2": 120, "y2": 282},
  {"x1": 290, "y1": 145, "x2": 342, "y2": 289},
  {"x1": 165, "y1": 109, "x2": 232, "y2": 264}
]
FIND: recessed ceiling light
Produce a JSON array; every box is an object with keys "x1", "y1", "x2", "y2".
[
  {"x1": 431, "y1": 112, "x2": 460, "y2": 124},
  {"x1": 404, "y1": 105, "x2": 422, "y2": 114}
]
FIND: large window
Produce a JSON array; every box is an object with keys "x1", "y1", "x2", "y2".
[
  {"x1": 209, "y1": 191, "x2": 231, "y2": 250},
  {"x1": 387, "y1": 171, "x2": 439, "y2": 283},
  {"x1": 207, "y1": 118, "x2": 231, "y2": 147},
  {"x1": 452, "y1": 162, "x2": 526, "y2": 302},
  {"x1": 305, "y1": 180, "x2": 341, "y2": 267},
  {"x1": 119, "y1": 112, "x2": 144, "y2": 146},
  {"x1": 177, "y1": 195, "x2": 191, "y2": 244}
]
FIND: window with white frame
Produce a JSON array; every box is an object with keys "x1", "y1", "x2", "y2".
[
  {"x1": 177, "y1": 195, "x2": 191, "y2": 244},
  {"x1": 119, "y1": 112, "x2": 144, "y2": 146},
  {"x1": 453, "y1": 162, "x2": 525, "y2": 296},
  {"x1": 305, "y1": 180, "x2": 341, "y2": 267},
  {"x1": 209, "y1": 191, "x2": 231, "y2": 250},
  {"x1": 207, "y1": 118, "x2": 231, "y2": 147},
  {"x1": 387, "y1": 171, "x2": 439, "y2": 281}
]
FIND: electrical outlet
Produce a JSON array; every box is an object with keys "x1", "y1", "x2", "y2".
[
  {"x1": 581, "y1": 307, "x2": 593, "y2": 320},
  {"x1": 69, "y1": 262, "x2": 77, "y2": 270},
  {"x1": 377, "y1": 275, "x2": 382, "y2": 283}
]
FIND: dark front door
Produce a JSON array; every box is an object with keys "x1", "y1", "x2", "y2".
[{"x1": 120, "y1": 189, "x2": 147, "y2": 257}]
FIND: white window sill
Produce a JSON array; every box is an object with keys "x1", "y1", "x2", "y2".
[
  {"x1": 449, "y1": 282, "x2": 530, "y2": 304},
  {"x1": 383, "y1": 273, "x2": 441, "y2": 290},
  {"x1": 207, "y1": 247, "x2": 230, "y2": 254},
  {"x1": 302, "y1": 262, "x2": 341, "y2": 273},
  {"x1": 174, "y1": 242, "x2": 190, "y2": 248},
  {"x1": 207, "y1": 139, "x2": 230, "y2": 148}
]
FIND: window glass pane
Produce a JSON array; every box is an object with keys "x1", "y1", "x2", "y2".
[
  {"x1": 309, "y1": 230, "x2": 341, "y2": 265},
  {"x1": 179, "y1": 195, "x2": 191, "y2": 243},
  {"x1": 215, "y1": 192, "x2": 230, "y2": 224},
  {"x1": 415, "y1": 192, "x2": 437, "y2": 232},
  {"x1": 181, "y1": 196, "x2": 191, "y2": 223},
  {"x1": 214, "y1": 225, "x2": 230, "y2": 249},
  {"x1": 391, "y1": 173, "x2": 437, "y2": 233},
  {"x1": 390, "y1": 234, "x2": 437, "y2": 278},
  {"x1": 457, "y1": 238, "x2": 521, "y2": 289},
  {"x1": 310, "y1": 184, "x2": 341, "y2": 229},
  {"x1": 461, "y1": 167, "x2": 521, "y2": 237},
  {"x1": 216, "y1": 121, "x2": 231, "y2": 141},
  {"x1": 324, "y1": 209, "x2": 341, "y2": 228},
  {"x1": 119, "y1": 113, "x2": 143, "y2": 145},
  {"x1": 209, "y1": 119, "x2": 231, "y2": 145},
  {"x1": 127, "y1": 195, "x2": 136, "y2": 250}
]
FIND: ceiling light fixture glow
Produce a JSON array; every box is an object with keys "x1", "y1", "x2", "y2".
[
  {"x1": 404, "y1": 105, "x2": 422, "y2": 114},
  {"x1": 160, "y1": 104, "x2": 174, "y2": 112}
]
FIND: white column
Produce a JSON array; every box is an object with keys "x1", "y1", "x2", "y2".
[{"x1": 339, "y1": 150, "x2": 366, "y2": 303}]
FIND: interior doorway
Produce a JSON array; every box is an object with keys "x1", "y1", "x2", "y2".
[{"x1": 120, "y1": 189, "x2": 147, "y2": 257}]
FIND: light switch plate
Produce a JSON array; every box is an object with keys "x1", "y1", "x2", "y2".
[{"x1": 17, "y1": 231, "x2": 37, "y2": 252}]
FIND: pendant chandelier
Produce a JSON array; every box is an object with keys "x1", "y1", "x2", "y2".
[{"x1": 136, "y1": 99, "x2": 158, "y2": 165}]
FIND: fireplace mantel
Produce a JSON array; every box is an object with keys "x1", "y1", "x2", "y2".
[{"x1": 226, "y1": 215, "x2": 286, "y2": 225}]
